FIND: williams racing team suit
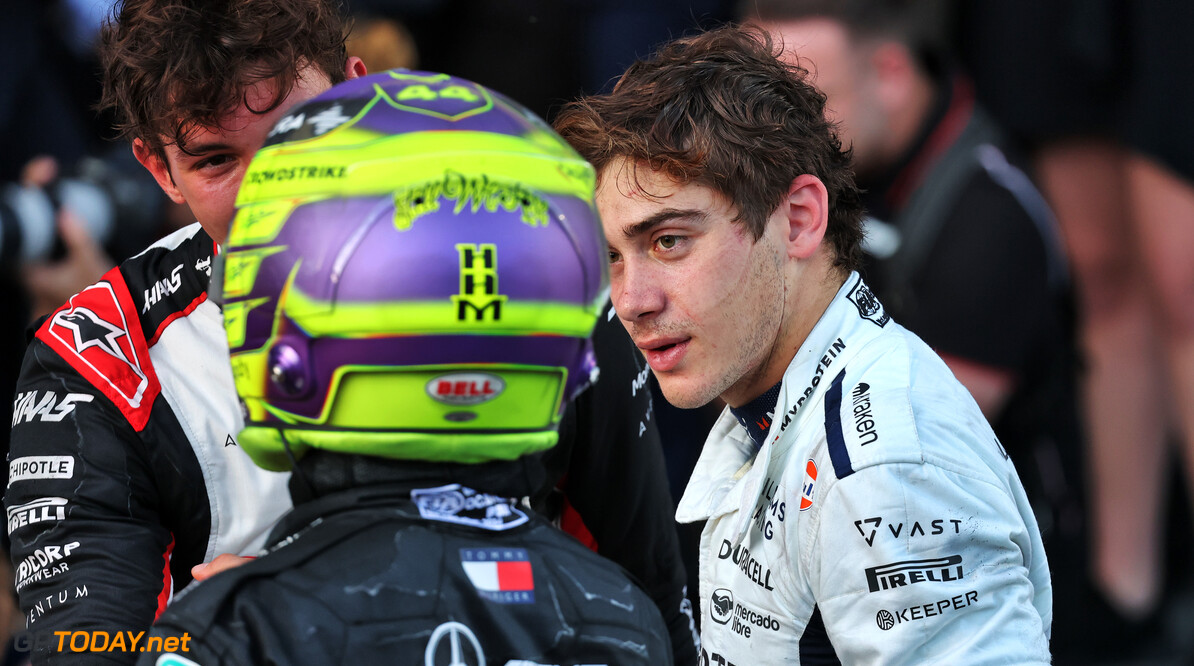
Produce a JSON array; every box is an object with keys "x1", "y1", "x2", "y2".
[
  {"x1": 6, "y1": 222, "x2": 694, "y2": 664},
  {"x1": 675, "y1": 273, "x2": 1052, "y2": 665},
  {"x1": 137, "y1": 453, "x2": 673, "y2": 665}
]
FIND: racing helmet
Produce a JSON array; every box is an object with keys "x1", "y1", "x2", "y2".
[{"x1": 222, "y1": 69, "x2": 607, "y2": 471}]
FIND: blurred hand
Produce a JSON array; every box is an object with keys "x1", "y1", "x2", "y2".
[
  {"x1": 21, "y1": 209, "x2": 114, "y2": 321},
  {"x1": 20, "y1": 154, "x2": 58, "y2": 187},
  {"x1": 191, "y1": 553, "x2": 254, "y2": 582}
]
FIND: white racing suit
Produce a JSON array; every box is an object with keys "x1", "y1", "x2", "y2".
[{"x1": 677, "y1": 273, "x2": 1052, "y2": 665}]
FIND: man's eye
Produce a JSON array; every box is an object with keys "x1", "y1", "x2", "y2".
[
  {"x1": 196, "y1": 155, "x2": 232, "y2": 170},
  {"x1": 608, "y1": 250, "x2": 620, "y2": 263},
  {"x1": 656, "y1": 235, "x2": 678, "y2": 249}
]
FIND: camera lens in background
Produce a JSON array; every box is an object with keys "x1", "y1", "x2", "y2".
[
  {"x1": 0, "y1": 156, "x2": 160, "y2": 265},
  {"x1": 0, "y1": 183, "x2": 59, "y2": 264}
]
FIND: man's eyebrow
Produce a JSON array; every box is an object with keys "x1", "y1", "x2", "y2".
[
  {"x1": 621, "y1": 208, "x2": 707, "y2": 241},
  {"x1": 175, "y1": 141, "x2": 234, "y2": 157}
]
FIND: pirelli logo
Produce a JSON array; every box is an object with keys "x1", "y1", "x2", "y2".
[
  {"x1": 452, "y1": 244, "x2": 507, "y2": 321},
  {"x1": 865, "y1": 555, "x2": 963, "y2": 593}
]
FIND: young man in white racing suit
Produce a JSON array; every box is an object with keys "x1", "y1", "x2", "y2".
[{"x1": 556, "y1": 25, "x2": 1052, "y2": 664}]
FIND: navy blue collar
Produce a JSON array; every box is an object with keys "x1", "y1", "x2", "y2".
[{"x1": 729, "y1": 381, "x2": 783, "y2": 452}]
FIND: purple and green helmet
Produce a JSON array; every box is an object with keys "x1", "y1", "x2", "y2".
[{"x1": 221, "y1": 70, "x2": 607, "y2": 471}]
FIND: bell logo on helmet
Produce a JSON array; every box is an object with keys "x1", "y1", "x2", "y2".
[{"x1": 427, "y1": 373, "x2": 506, "y2": 406}]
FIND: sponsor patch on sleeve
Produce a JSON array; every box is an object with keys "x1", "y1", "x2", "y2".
[
  {"x1": 8, "y1": 456, "x2": 75, "y2": 486},
  {"x1": 847, "y1": 279, "x2": 890, "y2": 327},
  {"x1": 36, "y1": 270, "x2": 160, "y2": 431},
  {"x1": 459, "y1": 547, "x2": 534, "y2": 604},
  {"x1": 7, "y1": 497, "x2": 69, "y2": 536},
  {"x1": 11, "y1": 391, "x2": 93, "y2": 428}
]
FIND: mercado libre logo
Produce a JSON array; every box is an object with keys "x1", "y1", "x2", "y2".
[{"x1": 710, "y1": 589, "x2": 734, "y2": 625}]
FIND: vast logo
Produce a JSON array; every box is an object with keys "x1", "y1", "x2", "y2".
[
  {"x1": 411, "y1": 484, "x2": 528, "y2": 531},
  {"x1": 426, "y1": 372, "x2": 505, "y2": 406},
  {"x1": 7, "y1": 498, "x2": 68, "y2": 535},
  {"x1": 853, "y1": 516, "x2": 964, "y2": 547},
  {"x1": 710, "y1": 589, "x2": 734, "y2": 625},
  {"x1": 453, "y1": 244, "x2": 507, "y2": 322},
  {"x1": 11, "y1": 391, "x2": 93, "y2": 427},
  {"x1": 865, "y1": 555, "x2": 964, "y2": 592}
]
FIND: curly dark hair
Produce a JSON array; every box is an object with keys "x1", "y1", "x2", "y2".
[
  {"x1": 98, "y1": 0, "x2": 349, "y2": 162},
  {"x1": 553, "y1": 24, "x2": 864, "y2": 272}
]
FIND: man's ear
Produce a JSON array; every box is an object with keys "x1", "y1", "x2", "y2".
[
  {"x1": 345, "y1": 56, "x2": 367, "y2": 80},
  {"x1": 783, "y1": 174, "x2": 829, "y2": 260},
  {"x1": 132, "y1": 139, "x2": 186, "y2": 205}
]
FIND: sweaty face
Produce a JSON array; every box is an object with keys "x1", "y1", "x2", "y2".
[
  {"x1": 598, "y1": 159, "x2": 789, "y2": 409},
  {"x1": 136, "y1": 67, "x2": 334, "y2": 245}
]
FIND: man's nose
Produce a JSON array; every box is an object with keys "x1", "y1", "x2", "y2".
[{"x1": 612, "y1": 257, "x2": 665, "y2": 322}]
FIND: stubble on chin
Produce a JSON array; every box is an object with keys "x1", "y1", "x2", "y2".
[{"x1": 708, "y1": 243, "x2": 788, "y2": 408}]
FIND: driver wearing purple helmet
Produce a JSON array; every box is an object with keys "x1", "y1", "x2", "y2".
[{"x1": 136, "y1": 69, "x2": 673, "y2": 665}]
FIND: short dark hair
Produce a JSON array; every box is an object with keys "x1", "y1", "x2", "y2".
[
  {"x1": 554, "y1": 25, "x2": 864, "y2": 272},
  {"x1": 98, "y1": 0, "x2": 350, "y2": 162}
]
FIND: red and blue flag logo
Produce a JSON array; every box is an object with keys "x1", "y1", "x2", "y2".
[{"x1": 460, "y1": 547, "x2": 534, "y2": 604}]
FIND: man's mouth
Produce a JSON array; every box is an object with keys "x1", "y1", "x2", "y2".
[{"x1": 637, "y1": 337, "x2": 691, "y2": 372}]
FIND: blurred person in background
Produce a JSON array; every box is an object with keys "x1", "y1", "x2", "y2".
[
  {"x1": 962, "y1": 1, "x2": 1194, "y2": 661},
  {"x1": 744, "y1": 0, "x2": 1091, "y2": 658},
  {"x1": 6, "y1": 1, "x2": 695, "y2": 663},
  {"x1": 138, "y1": 68, "x2": 672, "y2": 665}
]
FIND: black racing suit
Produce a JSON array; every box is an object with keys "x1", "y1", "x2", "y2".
[
  {"x1": 6, "y1": 222, "x2": 695, "y2": 664},
  {"x1": 134, "y1": 454, "x2": 673, "y2": 665}
]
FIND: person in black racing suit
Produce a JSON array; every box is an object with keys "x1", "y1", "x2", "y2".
[
  {"x1": 134, "y1": 67, "x2": 671, "y2": 665},
  {"x1": 5, "y1": 1, "x2": 694, "y2": 663}
]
